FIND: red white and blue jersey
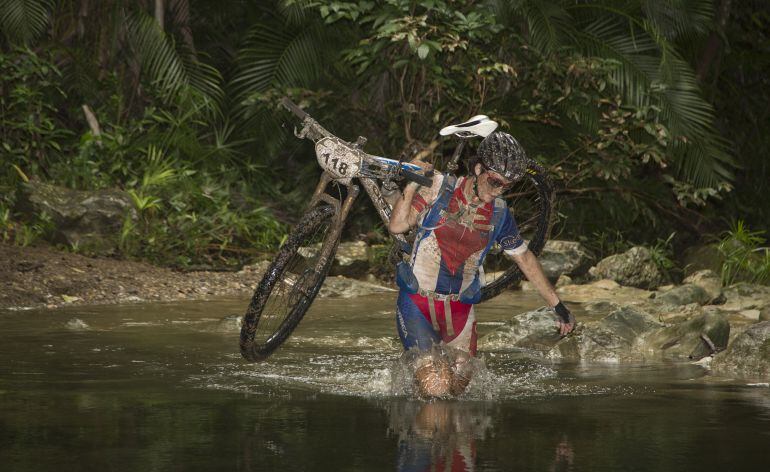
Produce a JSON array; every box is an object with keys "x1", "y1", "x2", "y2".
[{"x1": 409, "y1": 175, "x2": 527, "y2": 295}]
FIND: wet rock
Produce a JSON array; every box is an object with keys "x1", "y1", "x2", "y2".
[
  {"x1": 583, "y1": 300, "x2": 622, "y2": 317},
  {"x1": 65, "y1": 318, "x2": 90, "y2": 330},
  {"x1": 760, "y1": 307, "x2": 770, "y2": 322},
  {"x1": 213, "y1": 314, "x2": 243, "y2": 333},
  {"x1": 16, "y1": 181, "x2": 136, "y2": 254},
  {"x1": 238, "y1": 260, "x2": 271, "y2": 276},
  {"x1": 478, "y1": 307, "x2": 562, "y2": 351},
  {"x1": 652, "y1": 284, "x2": 711, "y2": 306},
  {"x1": 547, "y1": 307, "x2": 662, "y2": 362},
  {"x1": 641, "y1": 311, "x2": 730, "y2": 360},
  {"x1": 539, "y1": 240, "x2": 594, "y2": 279},
  {"x1": 330, "y1": 241, "x2": 371, "y2": 278},
  {"x1": 736, "y1": 309, "x2": 761, "y2": 321},
  {"x1": 711, "y1": 322, "x2": 770, "y2": 380},
  {"x1": 588, "y1": 246, "x2": 666, "y2": 289},
  {"x1": 556, "y1": 279, "x2": 651, "y2": 304},
  {"x1": 644, "y1": 302, "x2": 704, "y2": 324},
  {"x1": 300, "y1": 241, "x2": 374, "y2": 278},
  {"x1": 682, "y1": 270, "x2": 723, "y2": 304},
  {"x1": 721, "y1": 283, "x2": 770, "y2": 312},
  {"x1": 555, "y1": 275, "x2": 572, "y2": 287},
  {"x1": 318, "y1": 275, "x2": 395, "y2": 298}
]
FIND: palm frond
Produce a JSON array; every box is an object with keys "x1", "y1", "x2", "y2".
[
  {"x1": 278, "y1": 0, "x2": 313, "y2": 27},
  {"x1": 641, "y1": 0, "x2": 713, "y2": 41},
  {"x1": 513, "y1": 1, "x2": 733, "y2": 187},
  {"x1": 501, "y1": 0, "x2": 575, "y2": 54},
  {"x1": 229, "y1": 22, "x2": 324, "y2": 97},
  {"x1": 126, "y1": 13, "x2": 223, "y2": 105},
  {"x1": 226, "y1": 10, "x2": 330, "y2": 145},
  {"x1": 0, "y1": 0, "x2": 52, "y2": 45}
]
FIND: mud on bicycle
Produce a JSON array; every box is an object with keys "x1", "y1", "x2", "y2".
[{"x1": 239, "y1": 98, "x2": 554, "y2": 362}]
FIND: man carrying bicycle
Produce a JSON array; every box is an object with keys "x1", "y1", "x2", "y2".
[{"x1": 388, "y1": 131, "x2": 576, "y2": 398}]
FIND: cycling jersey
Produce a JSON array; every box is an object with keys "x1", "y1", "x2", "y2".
[
  {"x1": 396, "y1": 174, "x2": 527, "y2": 354},
  {"x1": 409, "y1": 175, "x2": 527, "y2": 296}
]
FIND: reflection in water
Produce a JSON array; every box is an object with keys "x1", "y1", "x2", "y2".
[
  {"x1": 385, "y1": 400, "x2": 578, "y2": 472},
  {"x1": 386, "y1": 400, "x2": 491, "y2": 472},
  {"x1": 551, "y1": 436, "x2": 575, "y2": 472},
  {"x1": 2, "y1": 298, "x2": 770, "y2": 471}
]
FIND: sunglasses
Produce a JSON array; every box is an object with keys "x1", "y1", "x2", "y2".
[{"x1": 484, "y1": 173, "x2": 513, "y2": 190}]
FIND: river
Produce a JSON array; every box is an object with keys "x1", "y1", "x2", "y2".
[{"x1": 1, "y1": 292, "x2": 768, "y2": 470}]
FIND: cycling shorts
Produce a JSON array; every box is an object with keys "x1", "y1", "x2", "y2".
[{"x1": 395, "y1": 290, "x2": 477, "y2": 355}]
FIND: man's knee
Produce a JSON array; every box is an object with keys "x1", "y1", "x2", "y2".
[
  {"x1": 449, "y1": 353, "x2": 474, "y2": 396},
  {"x1": 414, "y1": 355, "x2": 452, "y2": 398}
]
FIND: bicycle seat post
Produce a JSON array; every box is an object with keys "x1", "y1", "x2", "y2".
[{"x1": 446, "y1": 140, "x2": 466, "y2": 175}]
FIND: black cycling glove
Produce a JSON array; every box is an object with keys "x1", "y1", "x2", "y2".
[{"x1": 554, "y1": 302, "x2": 575, "y2": 325}]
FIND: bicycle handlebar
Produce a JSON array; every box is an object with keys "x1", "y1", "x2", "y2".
[
  {"x1": 280, "y1": 97, "x2": 433, "y2": 186},
  {"x1": 402, "y1": 169, "x2": 434, "y2": 187},
  {"x1": 280, "y1": 97, "x2": 308, "y2": 120}
]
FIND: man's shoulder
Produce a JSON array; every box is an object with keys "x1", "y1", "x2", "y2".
[{"x1": 419, "y1": 170, "x2": 447, "y2": 203}]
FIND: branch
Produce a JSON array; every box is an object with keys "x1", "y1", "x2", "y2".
[{"x1": 81, "y1": 104, "x2": 102, "y2": 146}]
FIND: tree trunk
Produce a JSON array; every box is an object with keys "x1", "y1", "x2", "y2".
[
  {"x1": 155, "y1": 0, "x2": 165, "y2": 30},
  {"x1": 77, "y1": 0, "x2": 89, "y2": 39},
  {"x1": 696, "y1": 0, "x2": 732, "y2": 82}
]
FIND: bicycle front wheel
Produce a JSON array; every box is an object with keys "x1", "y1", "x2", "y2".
[
  {"x1": 240, "y1": 204, "x2": 338, "y2": 361},
  {"x1": 479, "y1": 161, "x2": 554, "y2": 302}
]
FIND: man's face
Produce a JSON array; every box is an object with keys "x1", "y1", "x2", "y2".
[{"x1": 475, "y1": 165, "x2": 512, "y2": 203}]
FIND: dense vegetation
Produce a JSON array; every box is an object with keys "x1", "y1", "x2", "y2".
[{"x1": 0, "y1": 0, "x2": 767, "y2": 279}]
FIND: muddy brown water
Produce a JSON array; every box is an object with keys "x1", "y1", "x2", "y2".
[{"x1": 1, "y1": 292, "x2": 768, "y2": 471}]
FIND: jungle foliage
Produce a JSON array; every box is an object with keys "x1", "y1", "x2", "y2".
[{"x1": 0, "y1": 0, "x2": 767, "y2": 268}]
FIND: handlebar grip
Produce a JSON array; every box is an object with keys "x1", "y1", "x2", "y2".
[
  {"x1": 280, "y1": 97, "x2": 308, "y2": 120},
  {"x1": 402, "y1": 169, "x2": 434, "y2": 187}
]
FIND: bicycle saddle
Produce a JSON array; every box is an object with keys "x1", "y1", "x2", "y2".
[{"x1": 439, "y1": 115, "x2": 498, "y2": 138}]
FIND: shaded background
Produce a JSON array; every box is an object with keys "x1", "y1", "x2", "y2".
[{"x1": 1, "y1": 0, "x2": 767, "y2": 277}]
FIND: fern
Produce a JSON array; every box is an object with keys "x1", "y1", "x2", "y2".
[
  {"x1": 126, "y1": 12, "x2": 223, "y2": 105},
  {"x1": 0, "y1": 0, "x2": 52, "y2": 45}
]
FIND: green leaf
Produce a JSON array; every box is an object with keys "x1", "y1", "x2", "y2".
[{"x1": 417, "y1": 44, "x2": 429, "y2": 60}]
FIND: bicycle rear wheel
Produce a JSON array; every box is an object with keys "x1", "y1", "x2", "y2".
[
  {"x1": 479, "y1": 161, "x2": 554, "y2": 301},
  {"x1": 240, "y1": 204, "x2": 338, "y2": 361}
]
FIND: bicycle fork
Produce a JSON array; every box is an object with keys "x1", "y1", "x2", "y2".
[{"x1": 307, "y1": 171, "x2": 360, "y2": 274}]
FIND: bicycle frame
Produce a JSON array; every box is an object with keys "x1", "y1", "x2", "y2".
[{"x1": 291, "y1": 110, "x2": 416, "y2": 274}]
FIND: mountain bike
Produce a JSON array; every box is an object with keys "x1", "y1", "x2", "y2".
[{"x1": 240, "y1": 98, "x2": 554, "y2": 361}]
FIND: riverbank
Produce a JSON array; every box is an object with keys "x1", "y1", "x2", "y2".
[
  {"x1": 3, "y1": 241, "x2": 769, "y2": 379},
  {"x1": 0, "y1": 242, "x2": 398, "y2": 311},
  {"x1": 0, "y1": 243, "x2": 274, "y2": 310}
]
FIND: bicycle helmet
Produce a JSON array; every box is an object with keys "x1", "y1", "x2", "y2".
[{"x1": 476, "y1": 131, "x2": 528, "y2": 181}]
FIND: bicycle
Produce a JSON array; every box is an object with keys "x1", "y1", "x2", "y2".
[{"x1": 240, "y1": 98, "x2": 554, "y2": 362}]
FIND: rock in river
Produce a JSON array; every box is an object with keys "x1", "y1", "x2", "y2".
[
  {"x1": 640, "y1": 311, "x2": 730, "y2": 360},
  {"x1": 547, "y1": 307, "x2": 662, "y2": 362},
  {"x1": 588, "y1": 246, "x2": 666, "y2": 289},
  {"x1": 318, "y1": 275, "x2": 395, "y2": 298},
  {"x1": 681, "y1": 270, "x2": 723, "y2": 304},
  {"x1": 539, "y1": 240, "x2": 594, "y2": 279},
  {"x1": 711, "y1": 321, "x2": 770, "y2": 380},
  {"x1": 478, "y1": 307, "x2": 562, "y2": 352},
  {"x1": 651, "y1": 284, "x2": 711, "y2": 307}
]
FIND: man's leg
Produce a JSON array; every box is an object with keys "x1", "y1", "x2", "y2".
[
  {"x1": 396, "y1": 292, "x2": 452, "y2": 397},
  {"x1": 445, "y1": 305, "x2": 478, "y2": 396}
]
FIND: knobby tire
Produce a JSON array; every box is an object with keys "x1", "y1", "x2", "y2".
[
  {"x1": 240, "y1": 205, "x2": 338, "y2": 362},
  {"x1": 478, "y1": 162, "x2": 554, "y2": 302}
]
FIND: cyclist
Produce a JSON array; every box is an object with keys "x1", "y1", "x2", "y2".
[{"x1": 388, "y1": 131, "x2": 576, "y2": 397}]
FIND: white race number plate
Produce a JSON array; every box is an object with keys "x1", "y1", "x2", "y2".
[{"x1": 315, "y1": 137, "x2": 361, "y2": 180}]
